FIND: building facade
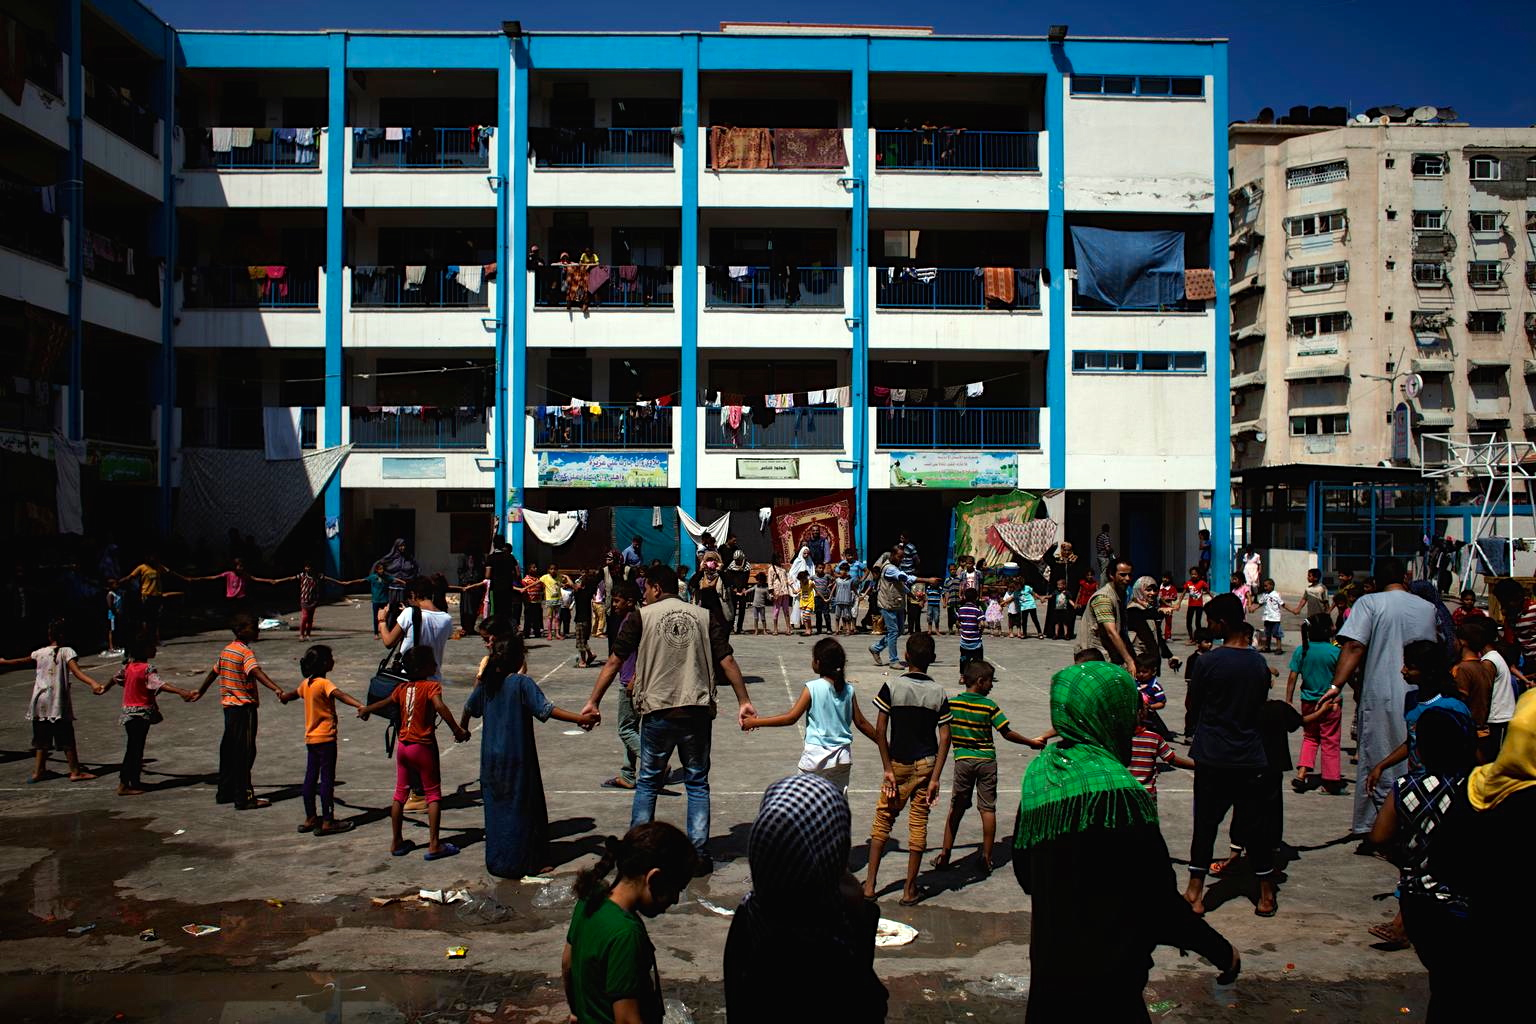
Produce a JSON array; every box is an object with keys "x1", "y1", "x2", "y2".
[
  {"x1": 1229, "y1": 122, "x2": 1536, "y2": 472},
  {"x1": 2, "y1": 1, "x2": 1231, "y2": 578}
]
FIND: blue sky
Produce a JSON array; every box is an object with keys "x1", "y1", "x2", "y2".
[{"x1": 149, "y1": 0, "x2": 1535, "y2": 128}]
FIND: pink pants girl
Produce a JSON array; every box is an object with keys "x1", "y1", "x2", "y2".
[{"x1": 1298, "y1": 699, "x2": 1342, "y2": 780}]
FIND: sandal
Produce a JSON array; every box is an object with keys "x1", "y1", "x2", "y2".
[
  {"x1": 1368, "y1": 923, "x2": 1410, "y2": 949},
  {"x1": 897, "y1": 888, "x2": 930, "y2": 907},
  {"x1": 601, "y1": 776, "x2": 636, "y2": 790},
  {"x1": 317, "y1": 820, "x2": 355, "y2": 836},
  {"x1": 424, "y1": 842, "x2": 460, "y2": 862}
]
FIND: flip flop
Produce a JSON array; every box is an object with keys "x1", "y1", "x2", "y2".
[
  {"x1": 601, "y1": 777, "x2": 636, "y2": 790},
  {"x1": 424, "y1": 842, "x2": 460, "y2": 862},
  {"x1": 391, "y1": 842, "x2": 415, "y2": 857},
  {"x1": 317, "y1": 821, "x2": 355, "y2": 836},
  {"x1": 897, "y1": 889, "x2": 929, "y2": 907},
  {"x1": 297, "y1": 822, "x2": 317, "y2": 834}
]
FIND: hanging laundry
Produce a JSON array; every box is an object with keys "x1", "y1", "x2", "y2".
[
  {"x1": 908, "y1": 388, "x2": 928, "y2": 403},
  {"x1": 1184, "y1": 267, "x2": 1216, "y2": 302},
  {"x1": 588, "y1": 403, "x2": 602, "y2": 415},
  {"x1": 40, "y1": 186, "x2": 56, "y2": 214},
  {"x1": 253, "y1": 128, "x2": 273, "y2": 143},
  {"x1": 808, "y1": 389, "x2": 826, "y2": 404},
  {"x1": 211, "y1": 127, "x2": 234, "y2": 153},
  {"x1": 294, "y1": 128, "x2": 315, "y2": 146},
  {"x1": 404, "y1": 266, "x2": 427, "y2": 288},
  {"x1": 943, "y1": 385, "x2": 963, "y2": 402},
  {"x1": 759, "y1": 507, "x2": 772, "y2": 530},
  {"x1": 872, "y1": 386, "x2": 891, "y2": 404},
  {"x1": 385, "y1": 127, "x2": 404, "y2": 141},
  {"x1": 967, "y1": 381, "x2": 985, "y2": 398},
  {"x1": 890, "y1": 389, "x2": 907, "y2": 403},
  {"x1": 830, "y1": 386, "x2": 850, "y2": 407},
  {"x1": 124, "y1": 248, "x2": 135, "y2": 276},
  {"x1": 727, "y1": 405, "x2": 743, "y2": 429},
  {"x1": 457, "y1": 264, "x2": 483, "y2": 294},
  {"x1": 652, "y1": 506, "x2": 663, "y2": 528},
  {"x1": 586, "y1": 265, "x2": 610, "y2": 292},
  {"x1": 728, "y1": 266, "x2": 749, "y2": 279},
  {"x1": 982, "y1": 267, "x2": 1015, "y2": 306},
  {"x1": 231, "y1": 127, "x2": 254, "y2": 148},
  {"x1": 904, "y1": 267, "x2": 938, "y2": 284}
]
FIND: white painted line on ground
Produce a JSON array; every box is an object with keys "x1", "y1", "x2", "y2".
[{"x1": 775, "y1": 654, "x2": 804, "y2": 739}]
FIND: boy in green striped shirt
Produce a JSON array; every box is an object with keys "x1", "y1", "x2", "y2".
[{"x1": 931, "y1": 660, "x2": 1041, "y2": 873}]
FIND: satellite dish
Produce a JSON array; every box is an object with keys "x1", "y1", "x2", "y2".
[
  {"x1": 1406, "y1": 117, "x2": 1418, "y2": 125},
  {"x1": 1354, "y1": 113, "x2": 1371, "y2": 124},
  {"x1": 1254, "y1": 431, "x2": 1267, "y2": 443},
  {"x1": 1378, "y1": 115, "x2": 1392, "y2": 125},
  {"x1": 1382, "y1": 104, "x2": 1407, "y2": 117},
  {"x1": 1439, "y1": 107, "x2": 1458, "y2": 121},
  {"x1": 1403, "y1": 373, "x2": 1424, "y2": 400},
  {"x1": 1415, "y1": 105, "x2": 1438, "y2": 121}
]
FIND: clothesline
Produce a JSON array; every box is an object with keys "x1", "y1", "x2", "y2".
[{"x1": 704, "y1": 371, "x2": 1019, "y2": 409}]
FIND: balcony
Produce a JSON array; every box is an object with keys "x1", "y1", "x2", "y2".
[
  {"x1": 349, "y1": 407, "x2": 489, "y2": 449},
  {"x1": 875, "y1": 130, "x2": 1039, "y2": 173},
  {"x1": 181, "y1": 407, "x2": 317, "y2": 449},
  {"x1": 350, "y1": 266, "x2": 488, "y2": 309},
  {"x1": 875, "y1": 407, "x2": 1042, "y2": 450},
  {"x1": 874, "y1": 267, "x2": 1040, "y2": 310},
  {"x1": 352, "y1": 128, "x2": 491, "y2": 169},
  {"x1": 698, "y1": 128, "x2": 853, "y2": 208},
  {"x1": 532, "y1": 265, "x2": 673, "y2": 308},
  {"x1": 704, "y1": 266, "x2": 844, "y2": 309},
  {"x1": 1, "y1": 14, "x2": 61, "y2": 98},
  {"x1": 704, "y1": 407, "x2": 843, "y2": 450},
  {"x1": 82, "y1": 229, "x2": 157, "y2": 301},
  {"x1": 0, "y1": 181, "x2": 64, "y2": 265},
  {"x1": 528, "y1": 127, "x2": 674, "y2": 168},
  {"x1": 1071, "y1": 278, "x2": 1204, "y2": 313},
  {"x1": 83, "y1": 71, "x2": 158, "y2": 155},
  {"x1": 186, "y1": 128, "x2": 321, "y2": 170},
  {"x1": 183, "y1": 266, "x2": 320, "y2": 309},
  {"x1": 530, "y1": 406, "x2": 673, "y2": 448}
]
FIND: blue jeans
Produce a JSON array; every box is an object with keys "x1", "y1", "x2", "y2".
[
  {"x1": 631, "y1": 711, "x2": 713, "y2": 856},
  {"x1": 869, "y1": 609, "x2": 903, "y2": 663}
]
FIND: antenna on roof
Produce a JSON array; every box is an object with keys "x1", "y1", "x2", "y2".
[{"x1": 1414, "y1": 106, "x2": 1438, "y2": 121}]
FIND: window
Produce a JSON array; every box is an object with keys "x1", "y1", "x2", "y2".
[
  {"x1": 1528, "y1": 262, "x2": 1536, "y2": 289},
  {"x1": 1470, "y1": 155, "x2": 1500, "y2": 181},
  {"x1": 1466, "y1": 311, "x2": 1506, "y2": 333},
  {"x1": 1071, "y1": 350, "x2": 1206, "y2": 374},
  {"x1": 1070, "y1": 74, "x2": 1204, "y2": 98},
  {"x1": 1469, "y1": 211, "x2": 1503, "y2": 233},
  {"x1": 1291, "y1": 413, "x2": 1350, "y2": 436},
  {"x1": 1468, "y1": 261, "x2": 1503, "y2": 288},
  {"x1": 1288, "y1": 262, "x2": 1349, "y2": 289},
  {"x1": 1413, "y1": 261, "x2": 1449, "y2": 286},
  {"x1": 1286, "y1": 160, "x2": 1348, "y2": 189},
  {"x1": 1411, "y1": 153, "x2": 1446, "y2": 177},
  {"x1": 1287, "y1": 312, "x2": 1351, "y2": 337},
  {"x1": 1528, "y1": 157, "x2": 1536, "y2": 181},
  {"x1": 1412, "y1": 210, "x2": 1445, "y2": 231},
  {"x1": 1285, "y1": 210, "x2": 1348, "y2": 237}
]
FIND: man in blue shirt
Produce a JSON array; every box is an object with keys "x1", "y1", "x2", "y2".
[{"x1": 620, "y1": 536, "x2": 644, "y2": 578}]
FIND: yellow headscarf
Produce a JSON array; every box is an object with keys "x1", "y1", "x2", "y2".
[{"x1": 1468, "y1": 689, "x2": 1536, "y2": 811}]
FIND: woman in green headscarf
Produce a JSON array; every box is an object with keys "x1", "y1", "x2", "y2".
[{"x1": 1013, "y1": 661, "x2": 1239, "y2": 1022}]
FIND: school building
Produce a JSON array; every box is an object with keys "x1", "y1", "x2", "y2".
[{"x1": 1, "y1": 3, "x2": 1231, "y2": 578}]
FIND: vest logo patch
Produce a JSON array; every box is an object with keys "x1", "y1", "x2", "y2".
[{"x1": 659, "y1": 609, "x2": 698, "y2": 649}]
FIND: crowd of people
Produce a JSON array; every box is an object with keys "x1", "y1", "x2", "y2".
[{"x1": 11, "y1": 524, "x2": 1536, "y2": 1023}]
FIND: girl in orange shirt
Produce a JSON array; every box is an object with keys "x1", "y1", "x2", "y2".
[{"x1": 282, "y1": 645, "x2": 364, "y2": 836}]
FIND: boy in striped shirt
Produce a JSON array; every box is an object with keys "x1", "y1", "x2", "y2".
[
  {"x1": 193, "y1": 612, "x2": 289, "y2": 809},
  {"x1": 955, "y1": 588, "x2": 986, "y2": 668},
  {"x1": 930, "y1": 660, "x2": 1041, "y2": 874},
  {"x1": 1131, "y1": 696, "x2": 1195, "y2": 802}
]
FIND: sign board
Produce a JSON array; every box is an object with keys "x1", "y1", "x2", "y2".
[
  {"x1": 381, "y1": 457, "x2": 447, "y2": 480},
  {"x1": 1392, "y1": 402, "x2": 1412, "y2": 463},
  {"x1": 95, "y1": 449, "x2": 155, "y2": 483},
  {"x1": 736, "y1": 458, "x2": 799, "y2": 480},
  {"x1": 888, "y1": 450, "x2": 1018, "y2": 489},
  {"x1": 537, "y1": 451, "x2": 668, "y2": 488}
]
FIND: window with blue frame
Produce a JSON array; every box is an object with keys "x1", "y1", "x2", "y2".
[
  {"x1": 1070, "y1": 75, "x2": 1204, "y2": 98},
  {"x1": 1071, "y1": 351, "x2": 1207, "y2": 374}
]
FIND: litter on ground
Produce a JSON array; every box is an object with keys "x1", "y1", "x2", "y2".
[{"x1": 874, "y1": 919, "x2": 918, "y2": 947}]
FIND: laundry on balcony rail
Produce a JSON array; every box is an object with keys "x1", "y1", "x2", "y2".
[
  {"x1": 708, "y1": 126, "x2": 847, "y2": 169},
  {"x1": 1069, "y1": 226, "x2": 1187, "y2": 310}
]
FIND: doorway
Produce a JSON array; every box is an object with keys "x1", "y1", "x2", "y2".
[
  {"x1": 1119, "y1": 493, "x2": 1167, "y2": 578},
  {"x1": 373, "y1": 508, "x2": 417, "y2": 563}
]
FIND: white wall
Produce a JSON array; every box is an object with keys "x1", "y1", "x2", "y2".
[
  {"x1": 868, "y1": 129, "x2": 1048, "y2": 211},
  {"x1": 695, "y1": 408, "x2": 851, "y2": 490},
  {"x1": 1065, "y1": 274, "x2": 1214, "y2": 348},
  {"x1": 528, "y1": 162, "x2": 681, "y2": 207},
  {"x1": 83, "y1": 119, "x2": 163, "y2": 201},
  {"x1": 341, "y1": 451, "x2": 491, "y2": 490},
  {"x1": 0, "y1": 244, "x2": 68, "y2": 316},
  {"x1": 177, "y1": 163, "x2": 327, "y2": 208},
  {"x1": 1, "y1": 73, "x2": 68, "y2": 149},
  {"x1": 527, "y1": 268, "x2": 682, "y2": 348},
  {"x1": 1064, "y1": 372, "x2": 1216, "y2": 490},
  {"x1": 696, "y1": 267, "x2": 850, "y2": 348},
  {"x1": 345, "y1": 136, "x2": 498, "y2": 208},
  {"x1": 1062, "y1": 85, "x2": 1214, "y2": 213},
  {"x1": 344, "y1": 271, "x2": 497, "y2": 348},
  {"x1": 83, "y1": 277, "x2": 161, "y2": 343},
  {"x1": 867, "y1": 268, "x2": 1047, "y2": 350}
]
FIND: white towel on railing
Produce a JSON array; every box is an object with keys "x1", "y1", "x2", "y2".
[
  {"x1": 405, "y1": 266, "x2": 426, "y2": 288},
  {"x1": 385, "y1": 126, "x2": 404, "y2": 141},
  {"x1": 457, "y1": 265, "x2": 483, "y2": 294},
  {"x1": 211, "y1": 127, "x2": 234, "y2": 152},
  {"x1": 231, "y1": 127, "x2": 254, "y2": 148},
  {"x1": 728, "y1": 266, "x2": 749, "y2": 279}
]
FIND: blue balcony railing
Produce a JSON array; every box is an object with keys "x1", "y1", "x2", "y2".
[
  {"x1": 351, "y1": 266, "x2": 489, "y2": 308},
  {"x1": 531, "y1": 266, "x2": 674, "y2": 308},
  {"x1": 181, "y1": 407, "x2": 317, "y2": 450},
  {"x1": 352, "y1": 127, "x2": 492, "y2": 169},
  {"x1": 184, "y1": 266, "x2": 320, "y2": 309},
  {"x1": 875, "y1": 130, "x2": 1040, "y2": 172},
  {"x1": 530, "y1": 127, "x2": 675, "y2": 168},
  {"x1": 530, "y1": 407, "x2": 673, "y2": 448},
  {"x1": 349, "y1": 408, "x2": 488, "y2": 449},
  {"x1": 705, "y1": 267, "x2": 844, "y2": 309},
  {"x1": 705, "y1": 407, "x2": 843, "y2": 450},
  {"x1": 188, "y1": 129, "x2": 320, "y2": 169},
  {"x1": 84, "y1": 71, "x2": 157, "y2": 154},
  {"x1": 876, "y1": 407, "x2": 1041, "y2": 450},
  {"x1": 876, "y1": 267, "x2": 1041, "y2": 310}
]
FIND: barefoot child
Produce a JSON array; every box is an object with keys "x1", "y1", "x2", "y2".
[
  {"x1": 284, "y1": 645, "x2": 364, "y2": 835},
  {"x1": 563, "y1": 822, "x2": 696, "y2": 1024},
  {"x1": 101, "y1": 636, "x2": 197, "y2": 795},
  {"x1": 1, "y1": 619, "x2": 105, "y2": 783},
  {"x1": 741, "y1": 637, "x2": 881, "y2": 794},
  {"x1": 865, "y1": 633, "x2": 951, "y2": 906},
  {"x1": 358, "y1": 646, "x2": 469, "y2": 859},
  {"x1": 931, "y1": 660, "x2": 1040, "y2": 874}
]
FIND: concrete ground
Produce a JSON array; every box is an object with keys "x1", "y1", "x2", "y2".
[{"x1": 0, "y1": 597, "x2": 1428, "y2": 1022}]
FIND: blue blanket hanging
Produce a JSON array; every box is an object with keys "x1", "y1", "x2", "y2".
[{"x1": 1069, "y1": 226, "x2": 1186, "y2": 309}]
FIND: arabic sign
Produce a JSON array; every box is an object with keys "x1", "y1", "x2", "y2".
[
  {"x1": 889, "y1": 450, "x2": 1018, "y2": 489},
  {"x1": 537, "y1": 451, "x2": 668, "y2": 488}
]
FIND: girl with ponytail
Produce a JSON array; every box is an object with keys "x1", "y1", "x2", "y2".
[
  {"x1": 1285, "y1": 614, "x2": 1345, "y2": 794},
  {"x1": 740, "y1": 637, "x2": 880, "y2": 794},
  {"x1": 563, "y1": 821, "x2": 695, "y2": 1024}
]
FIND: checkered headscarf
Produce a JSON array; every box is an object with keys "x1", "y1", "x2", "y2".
[{"x1": 747, "y1": 774, "x2": 850, "y2": 912}]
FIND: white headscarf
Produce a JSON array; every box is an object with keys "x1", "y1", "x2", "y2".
[{"x1": 788, "y1": 545, "x2": 813, "y2": 582}]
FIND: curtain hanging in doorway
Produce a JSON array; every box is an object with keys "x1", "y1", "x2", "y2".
[
  {"x1": 174, "y1": 445, "x2": 351, "y2": 558},
  {"x1": 952, "y1": 490, "x2": 1041, "y2": 567}
]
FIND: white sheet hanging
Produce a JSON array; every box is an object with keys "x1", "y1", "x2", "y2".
[
  {"x1": 677, "y1": 507, "x2": 732, "y2": 553},
  {"x1": 263, "y1": 407, "x2": 303, "y2": 461},
  {"x1": 523, "y1": 508, "x2": 579, "y2": 546}
]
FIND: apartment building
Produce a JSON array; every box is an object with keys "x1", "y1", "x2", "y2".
[
  {"x1": 2, "y1": 2, "x2": 1231, "y2": 578},
  {"x1": 1229, "y1": 119, "x2": 1536, "y2": 472}
]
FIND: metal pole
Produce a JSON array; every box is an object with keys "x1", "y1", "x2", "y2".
[{"x1": 1508, "y1": 442, "x2": 1515, "y2": 576}]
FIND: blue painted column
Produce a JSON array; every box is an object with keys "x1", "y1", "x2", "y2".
[
  {"x1": 678, "y1": 36, "x2": 700, "y2": 522},
  {"x1": 65, "y1": 0, "x2": 83, "y2": 443},
  {"x1": 850, "y1": 46, "x2": 870, "y2": 556},
  {"x1": 322, "y1": 33, "x2": 346, "y2": 577},
  {"x1": 1044, "y1": 64, "x2": 1066, "y2": 490},
  {"x1": 493, "y1": 48, "x2": 511, "y2": 544},
  {"x1": 1208, "y1": 42, "x2": 1233, "y2": 585},
  {"x1": 157, "y1": 25, "x2": 176, "y2": 534},
  {"x1": 509, "y1": 41, "x2": 529, "y2": 562}
]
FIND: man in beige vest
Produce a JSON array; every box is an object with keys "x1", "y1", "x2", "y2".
[
  {"x1": 581, "y1": 565, "x2": 755, "y2": 874},
  {"x1": 1075, "y1": 558, "x2": 1135, "y2": 666}
]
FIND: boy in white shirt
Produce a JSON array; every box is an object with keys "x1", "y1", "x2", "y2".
[{"x1": 1256, "y1": 578, "x2": 1286, "y2": 654}]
